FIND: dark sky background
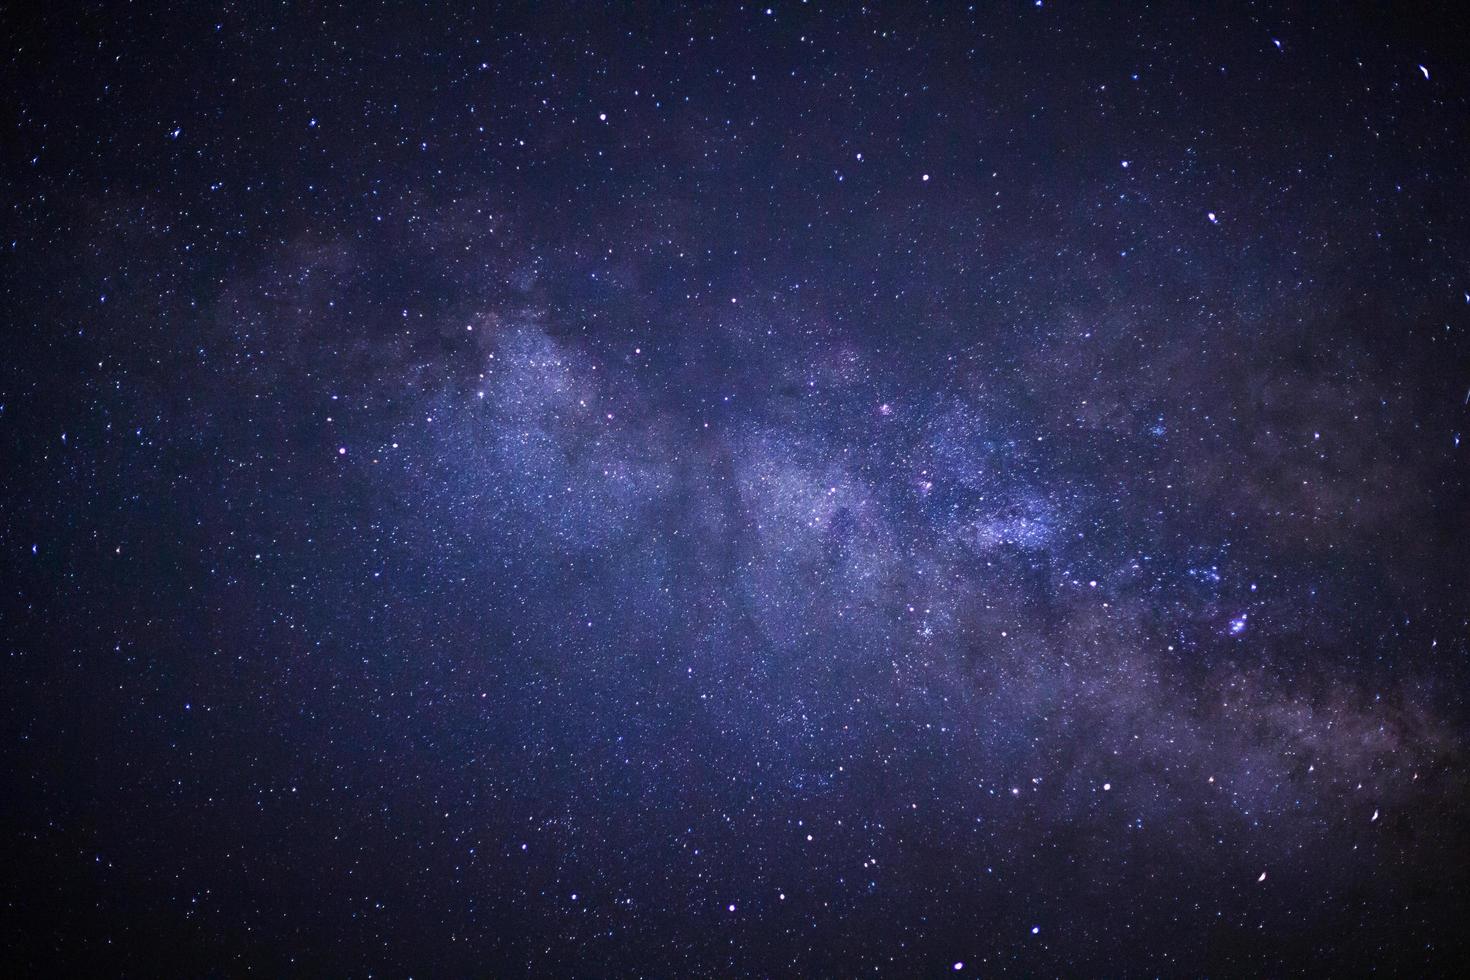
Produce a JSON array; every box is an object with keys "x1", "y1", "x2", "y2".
[{"x1": 4, "y1": 2, "x2": 1469, "y2": 975}]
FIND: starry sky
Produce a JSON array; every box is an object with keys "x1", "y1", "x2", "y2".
[{"x1": 4, "y1": 1, "x2": 1470, "y2": 975}]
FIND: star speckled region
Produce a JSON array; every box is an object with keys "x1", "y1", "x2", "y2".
[{"x1": 3, "y1": 2, "x2": 1469, "y2": 976}]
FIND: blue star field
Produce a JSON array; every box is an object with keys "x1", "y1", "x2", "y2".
[{"x1": 3, "y1": 2, "x2": 1469, "y2": 975}]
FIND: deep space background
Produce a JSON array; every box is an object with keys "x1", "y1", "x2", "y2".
[{"x1": 4, "y1": 1, "x2": 1470, "y2": 975}]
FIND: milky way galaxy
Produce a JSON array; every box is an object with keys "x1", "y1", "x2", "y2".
[{"x1": 4, "y1": 2, "x2": 1469, "y2": 975}]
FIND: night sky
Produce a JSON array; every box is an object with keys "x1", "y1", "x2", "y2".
[{"x1": 4, "y1": 2, "x2": 1470, "y2": 975}]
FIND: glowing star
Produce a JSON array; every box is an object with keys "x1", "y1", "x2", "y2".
[
  {"x1": 1031, "y1": 925, "x2": 1040, "y2": 935},
  {"x1": 1207, "y1": 211, "x2": 1219, "y2": 224},
  {"x1": 953, "y1": 963, "x2": 964, "y2": 972},
  {"x1": 1371, "y1": 809, "x2": 1380, "y2": 822},
  {"x1": 1258, "y1": 871, "x2": 1267, "y2": 882},
  {"x1": 1419, "y1": 64, "x2": 1430, "y2": 80},
  {"x1": 1229, "y1": 614, "x2": 1248, "y2": 635}
]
